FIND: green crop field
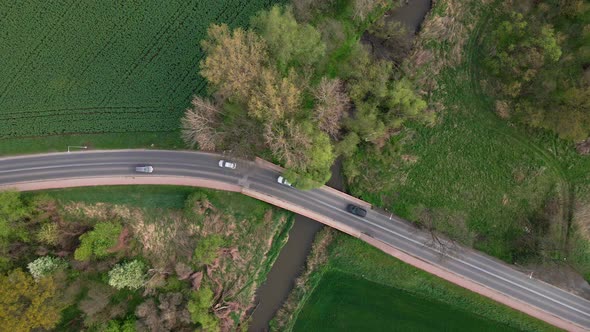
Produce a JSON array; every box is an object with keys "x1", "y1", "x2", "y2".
[
  {"x1": 294, "y1": 271, "x2": 520, "y2": 332},
  {"x1": 290, "y1": 235, "x2": 557, "y2": 332},
  {"x1": 0, "y1": 0, "x2": 279, "y2": 139}
]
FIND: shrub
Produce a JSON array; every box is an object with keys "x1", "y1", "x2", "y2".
[
  {"x1": 193, "y1": 235, "x2": 224, "y2": 266},
  {"x1": 104, "y1": 317, "x2": 136, "y2": 332},
  {"x1": 188, "y1": 286, "x2": 219, "y2": 332},
  {"x1": 37, "y1": 222, "x2": 59, "y2": 246},
  {"x1": 108, "y1": 260, "x2": 146, "y2": 290},
  {"x1": 74, "y1": 221, "x2": 122, "y2": 261},
  {"x1": 0, "y1": 190, "x2": 32, "y2": 244},
  {"x1": 27, "y1": 256, "x2": 67, "y2": 279}
]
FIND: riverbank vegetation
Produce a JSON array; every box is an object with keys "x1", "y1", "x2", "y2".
[{"x1": 0, "y1": 187, "x2": 292, "y2": 331}]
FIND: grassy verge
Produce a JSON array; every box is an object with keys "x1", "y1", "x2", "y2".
[
  {"x1": 33, "y1": 185, "x2": 195, "y2": 209},
  {"x1": 0, "y1": 131, "x2": 184, "y2": 156}
]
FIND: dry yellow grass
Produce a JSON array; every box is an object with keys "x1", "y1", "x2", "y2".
[
  {"x1": 574, "y1": 202, "x2": 590, "y2": 241},
  {"x1": 405, "y1": 0, "x2": 492, "y2": 92}
]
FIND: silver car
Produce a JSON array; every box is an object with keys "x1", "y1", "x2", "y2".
[
  {"x1": 218, "y1": 160, "x2": 236, "y2": 169},
  {"x1": 135, "y1": 165, "x2": 154, "y2": 173},
  {"x1": 277, "y1": 175, "x2": 292, "y2": 187}
]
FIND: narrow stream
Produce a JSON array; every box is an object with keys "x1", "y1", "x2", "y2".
[
  {"x1": 248, "y1": 159, "x2": 343, "y2": 332},
  {"x1": 248, "y1": 2, "x2": 431, "y2": 331}
]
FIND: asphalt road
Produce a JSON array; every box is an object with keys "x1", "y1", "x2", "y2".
[{"x1": 0, "y1": 150, "x2": 589, "y2": 331}]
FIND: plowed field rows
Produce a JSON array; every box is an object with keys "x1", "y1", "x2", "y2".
[{"x1": 0, "y1": 0, "x2": 279, "y2": 138}]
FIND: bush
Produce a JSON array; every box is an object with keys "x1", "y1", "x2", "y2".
[
  {"x1": 108, "y1": 260, "x2": 146, "y2": 290},
  {"x1": 37, "y1": 222, "x2": 59, "y2": 246},
  {"x1": 104, "y1": 317, "x2": 136, "y2": 332},
  {"x1": 193, "y1": 235, "x2": 224, "y2": 266},
  {"x1": 27, "y1": 256, "x2": 67, "y2": 279},
  {"x1": 188, "y1": 286, "x2": 219, "y2": 332},
  {"x1": 74, "y1": 221, "x2": 122, "y2": 261},
  {"x1": 0, "y1": 190, "x2": 32, "y2": 244}
]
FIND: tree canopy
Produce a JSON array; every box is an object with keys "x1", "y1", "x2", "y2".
[
  {"x1": 251, "y1": 5, "x2": 326, "y2": 71},
  {"x1": 483, "y1": 2, "x2": 590, "y2": 141},
  {"x1": 0, "y1": 269, "x2": 62, "y2": 331},
  {"x1": 184, "y1": 3, "x2": 432, "y2": 188},
  {"x1": 74, "y1": 221, "x2": 122, "y2": 261}
]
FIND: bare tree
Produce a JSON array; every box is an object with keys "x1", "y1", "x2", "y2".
[
  {"x1": 313, "y1": 77, "x2": 349, "y2": 138},
  {"x1": 181, "y1": 96, "x2": 222, "y2": 151},
  {"x1": 415, "y1": 207, "x2": 459, "y2": 258},
  {"x1": 263, "y1": 119, "x2": 312, "y2": 169}
]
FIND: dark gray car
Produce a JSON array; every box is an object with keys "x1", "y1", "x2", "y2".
[{"x1": 346, "y1": 204, "x2": 367, "y2": 217}]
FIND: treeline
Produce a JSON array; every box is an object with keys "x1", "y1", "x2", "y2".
[
  {"x1": 483, "y1": 0, "x2": 590, "y2": 141},
  {"x1": 181, "y1": 1, "x2": 433, "y2": 188}
]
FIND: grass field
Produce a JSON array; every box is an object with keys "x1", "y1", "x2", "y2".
[
  {"x1": 34, "y1": 185, "x2": 197, "y2": 209},
  {"x1": 0, "y1": 0, "x2": 280, "y2": 140},
  {"x1": 292, "y1": 234, "x2": 558, "y2": 332},
  {"x1": 294, "y1": 271, "x2": 519, "y2": 332}
]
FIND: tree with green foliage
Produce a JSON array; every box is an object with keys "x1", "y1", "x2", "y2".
[
  {"x1": 386, "y1": 78, "x2": 431, "y2": 126},
  {"x1": 74, "y1": 221, "x2": 122, "y2": 261},
  {"x1": 27, "y1": 256, "x2": 67, "y2": 279},
  {"x1": 485, "y1": 12, "x2": 561, "y2": 93},
  {"x1": 0, "y1": 191, "x2": 33, "y2": 271},
  {"x1": 343, "y1": 45, "x2": 430, "y2": 146},
  {"x1": 108, "y1": 260, "x2": 146, "y2": 290},
  {"x1": 104, "y1": 317, "x2": 136, "y2": 332},
  {"x1": 193, "y1": 235, "x2": 224, "y2": 266},
  {"x1": 0, "y1": 269, "x2": 62, "y2": 331},
  {"x1": 188, "y1": 286, "x2": 219, "y2": 332},
  {"x1": 0, "y1": 190, "x2": 31, "y2": 243},
  {"x1": 251, "y1": 5, "x2": 326, "y2": 71},
  {"x1": 335, "y1": 132, "x2": 361, "y2": 157},
  {"x1": 264, "y1": 119, "x2": 334, "y2": 186},
  {"x1": 483, "y1": 2, "x2": 590, "y2": 141}
]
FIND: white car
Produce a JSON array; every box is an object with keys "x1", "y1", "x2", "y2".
[
  {"x1": 218, "y1": 160, "x2": 236, "y2": 169},
  {"x1": 277, "y1": 175, "x2": 292, "y2": 187},
  {"x1": 135, "y1": 165, "x2": 154, "y2": 173}
]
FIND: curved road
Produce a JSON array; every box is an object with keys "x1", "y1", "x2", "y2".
[{"x1": 0, "y1": 150, "x2": 589, "y2": 331}]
